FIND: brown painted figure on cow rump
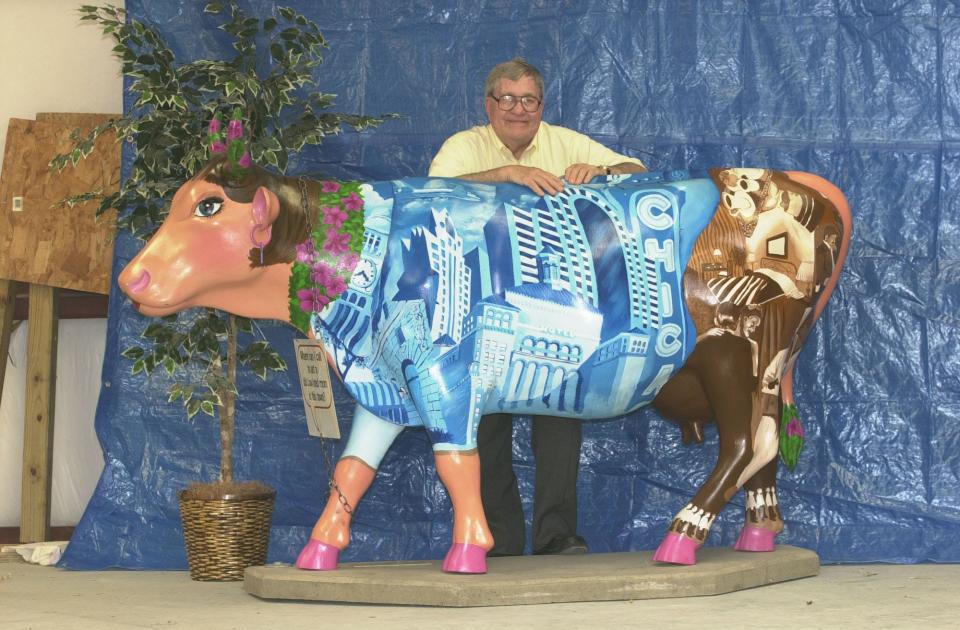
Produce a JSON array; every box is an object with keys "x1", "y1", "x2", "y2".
[{"x1": 118, "y1": 149, "x2": 851, "y2": 574}]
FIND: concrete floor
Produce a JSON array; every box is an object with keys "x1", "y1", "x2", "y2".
[{"x1": 2, "y1": 558, "x2": 958, "y2": 629}]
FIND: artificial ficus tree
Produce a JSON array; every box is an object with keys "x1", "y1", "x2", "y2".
[{"x1": 52, "y1": 1, "x2": 395, "y2": 482}]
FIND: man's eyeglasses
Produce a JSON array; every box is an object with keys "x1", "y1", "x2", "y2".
[{"x1": 490, "y1": 94, "x2": 542, "y2": 112}]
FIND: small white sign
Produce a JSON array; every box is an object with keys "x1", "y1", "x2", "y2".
[
  {"x1": 12, "y1": 196, "x2": 23, "y2": 212},
  {"x1": 294, "y1": 338, "x2": 340, "y2": 439}
]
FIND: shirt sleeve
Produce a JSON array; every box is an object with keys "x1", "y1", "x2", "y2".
[
  {"x1": 562, "y1": 127, "x2": 645, "y2": 169},
  {"x1": 428, "y1": 133, "x2": 473, "y2": 177}
]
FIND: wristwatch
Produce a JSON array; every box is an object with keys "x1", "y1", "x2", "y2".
[{"x1": 603, "y1": 165, "x2": 613, "y2": 176}]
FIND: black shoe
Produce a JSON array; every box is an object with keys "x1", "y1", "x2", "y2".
[{"x1": 533, "y1": 534, "x2": 589, "y2": 555}]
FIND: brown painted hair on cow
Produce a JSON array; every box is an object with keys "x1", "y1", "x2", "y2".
[{"x1": 195, "y1": 155, "x2": 312, "y2": 267}]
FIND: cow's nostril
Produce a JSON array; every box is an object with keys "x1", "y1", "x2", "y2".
[{"x1": 127, "y1": 269, "x2": 151, "y2": 293}]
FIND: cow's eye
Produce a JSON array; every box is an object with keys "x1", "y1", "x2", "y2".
[{"x1": 195, "y1": 197, "x2": 224, "y2": 217}]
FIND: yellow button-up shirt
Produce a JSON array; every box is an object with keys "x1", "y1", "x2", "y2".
[{"x1": 428, "y1": 121, "x2": 644, "y2": 177}]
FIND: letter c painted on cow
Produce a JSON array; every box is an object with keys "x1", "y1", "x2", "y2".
[
  {"x1": 655, "y1": 322, "x2": 682, "y2": 357},
  {"x1": 636, "y1": 192, "x2": 675, "y2": 230}
]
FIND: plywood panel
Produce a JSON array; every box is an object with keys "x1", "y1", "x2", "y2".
[{"x1": 0, "y1": 114, "x2": 120, "y2": 294}]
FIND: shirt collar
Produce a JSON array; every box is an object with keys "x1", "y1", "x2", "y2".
[{"x1": 488, "y1": 123, "x2": 542, "y2": 160}]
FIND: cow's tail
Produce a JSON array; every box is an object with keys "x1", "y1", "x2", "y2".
[{"x1": 777, "y1": 172, "x2": 853, "y2": 470}]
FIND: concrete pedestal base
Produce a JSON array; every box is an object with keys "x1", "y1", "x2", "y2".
[{"x1": 245, "y1": 545, "x2": 819, "y2": 607}]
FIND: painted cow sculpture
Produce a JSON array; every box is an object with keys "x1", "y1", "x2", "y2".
[{"x1": 119, "y1": 156, "x2": 851, "y2": 573}]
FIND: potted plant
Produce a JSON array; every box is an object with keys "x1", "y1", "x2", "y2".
[{"x1": 52, "y1": 1, "x2": 394, "y2": 580}]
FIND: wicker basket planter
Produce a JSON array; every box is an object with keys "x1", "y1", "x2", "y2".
[{"x1": 178, "y1": 481, "x2": 276, "y2": 581}]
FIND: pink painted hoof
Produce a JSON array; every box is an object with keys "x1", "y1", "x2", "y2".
[
  {"x1": 295, "y1": 539, "x2": 340, "y2": 571},
  {"x1": 441, "y1": 543, "x2": 488, "y2": 574},
  {"x1": 734, "y1": 525, "x2": 776, "y2": 552},
  {"x1": 652, "y1": 532, "x2": 700, "y2": 565}
]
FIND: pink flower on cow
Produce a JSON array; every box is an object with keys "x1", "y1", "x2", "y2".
[
  {"x1": 210, "y1": 140, "x2": 227, "y2": 154},
  {"x1": 295, "y1": 240, "x2": 316, "y2": 264},
  {"x1": 338, "y1": 252, "x2": 360, "y2": 272},
  {"x1": 786, "y1": 418, "x2": 805, "y2": 438},
  {"x1": 325, "y1": 275, "x2": 347, "y2": 297},
  {"x1": 322, "y1": 205, "x2": 348, "y2": 229},
  {"x1": 238, "y1": 151, "x2": 252, "y2": 168},
  {"x1": 321, "y1": 180, "x2": 341, "y2": 193},
  {"x1": 342, "y1": 191, "x2": 363, "y2": 212},
  {"x1": 297, "y1": 288, "x2": 329, "y2": 313},
  {"x1": 324, "y1": 230, "x2": 352, "y2": 255},
  {"x1": 310, "y1": 261, "x2": 335, "y2": 285},
  {"x1": 208, "y1": 117, "x2": 222, "y2": 135},
  {"x1": 227, "y1": 118, "x2": 244, "y2": 140}
]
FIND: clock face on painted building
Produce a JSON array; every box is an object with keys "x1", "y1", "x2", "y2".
[{"x1": 351, "y1": 257, "x2": 378, "y2": 290}]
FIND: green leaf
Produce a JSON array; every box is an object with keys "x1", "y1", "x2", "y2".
[
  {"x1": 204, "y1": 2, "x2": 224, "y2": 13},
  {"x1": 270, "y1": 42, "x2": 284, "y2": 62},
  {"x1": 200, "y1": 400, "x2": 216, "y2": 416},
  {"x1": 236, "y1": 317, "x2": 253, "y2": 334},
  {"x1": 121, "y1": 346, "x2": 145, "y2": 360}
]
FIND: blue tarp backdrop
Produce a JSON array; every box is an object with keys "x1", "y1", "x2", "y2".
[{"x1": 61, "y1": 0, "x2": 960, "y2": 569}]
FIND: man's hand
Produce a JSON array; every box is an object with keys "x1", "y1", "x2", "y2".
[
  {"x1": 564, "y1": 163, "x2": 605, "y2": 185},
  {"x1": 506, "y1": 165, "x2": 565, "y2": 196}
]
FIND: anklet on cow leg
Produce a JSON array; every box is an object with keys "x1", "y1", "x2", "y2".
[
  {"x1": 296, "y1": 458, "x2": 376, "y2": 570},
  {"x1": 735, "y1": 487, "x2": 782, "y2": 552}
]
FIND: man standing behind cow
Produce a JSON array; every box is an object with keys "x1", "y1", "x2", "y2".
[{"x1": 428, "y1": 58, "x2": 647, "y2": 557}]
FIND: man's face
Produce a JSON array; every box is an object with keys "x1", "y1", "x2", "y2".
[{"x1": 485, "y1": 75, "x2": 543, "y2": 152}]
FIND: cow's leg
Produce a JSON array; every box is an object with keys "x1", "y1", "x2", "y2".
[
  {"x1": 653, "y1": 336, "x2": 767, "y2": 565},
  {"x1": 296, "y1": 407, "x2": 403, "y2": 571},
  {"x1": 434, "y1": 450, "x2": 494, "y2": 574},
  {"x1": 735, "y1": 457, "x2": 783, "y2": 552}
]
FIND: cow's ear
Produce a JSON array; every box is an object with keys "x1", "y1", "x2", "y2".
[
  {"x1": 251, "y1": 186, "x2": 281, "y2": 227},
  {"x1": 250, "y1": 187, "x2": 281, "y2": 247}
]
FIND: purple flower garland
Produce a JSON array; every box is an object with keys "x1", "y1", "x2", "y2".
[{"x1": 288, "y1": 180, "x2": 365, "y2": 334}]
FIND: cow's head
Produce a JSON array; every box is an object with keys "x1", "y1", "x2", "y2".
[{"x1": 118, "y1": 156, "x2": 308, "y2": 320}]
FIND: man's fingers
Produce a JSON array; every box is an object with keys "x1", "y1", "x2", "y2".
[
  {"x1": 512, "y1": 166, "x2": 564, "y2": 196},
  {"x1": 565, "y1": 163, "x2": 601, "y2": 185},
  {"x1": 528, "y1": 171, "x2": 563, "y2": 196},
  {"x1": 567, "y1": 164, "x2": 589, "y2": 184},
  {"x1": 527, "y1": 179, "x2": 546, "y2": 196}
]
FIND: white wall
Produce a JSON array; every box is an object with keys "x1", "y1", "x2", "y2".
[
  {"x1": 0, "y1": 0, "x2": 123, "y2": 528},
  {"x1": 0, "y1": 320, "x2": 107, "y2": 527},
  {"x1": 0, "y1": 0, "x2": 123, "y2": 178}
]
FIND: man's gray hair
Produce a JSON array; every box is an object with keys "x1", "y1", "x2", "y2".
[{"x1": 484, "y1": 58, "x2": 545, "y2": 99}]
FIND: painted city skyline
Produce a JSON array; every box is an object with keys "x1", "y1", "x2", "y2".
[{"x1": 312, "y1": 173, "x2": 719, "y2": 449}]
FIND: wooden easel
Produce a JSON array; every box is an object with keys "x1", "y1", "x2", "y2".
[
  {"x1": 0, "y1": 114, "x2": 119, "y2": 543},
  {"x1": 0, "y1": 279, "x2": 58, "y2": 542}
]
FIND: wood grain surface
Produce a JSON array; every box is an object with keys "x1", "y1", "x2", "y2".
[{"x1": 0, "y1": 114, "x2": 120, "y2": 294}]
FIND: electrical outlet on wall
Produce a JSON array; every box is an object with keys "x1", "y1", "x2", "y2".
[{"x1": 12, "y1": 196, "x2": 23, "y2": 212}]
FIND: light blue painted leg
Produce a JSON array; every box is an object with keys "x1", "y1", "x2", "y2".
[{"x1": 341, "y1": 405, "x2": 404, "y2": 469}]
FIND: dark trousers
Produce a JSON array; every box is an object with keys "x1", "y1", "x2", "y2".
[{"x1": 477, "y1": 412, "x2": 582, "y2": 555}]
